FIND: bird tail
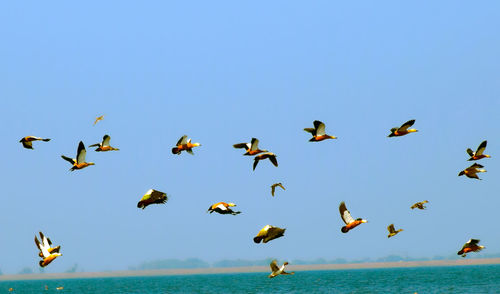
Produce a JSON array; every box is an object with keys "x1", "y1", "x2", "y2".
[{"x1": 172, "y1": 147, "x2": 180, "y2": 154}]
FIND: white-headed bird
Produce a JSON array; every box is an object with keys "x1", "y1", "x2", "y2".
[
  {"x1": 304, "y1": 120, "x2": 337, "y2": 142},
  {"x1": 34, "y1": 232, "x2": 62, "y2": 267},
  {"x1": 253, "y1": 225, "x2": 285, "y2": 243},
  {"x1": 467, "y1": 140, "x2": 491, "y2": 161},
  {"x1": 253, "y1": 152, "x2": 278, "y2": 170},
  {"x1": 172, "y1": 135, "x2": 201, "y2": 155},
  {"x1": 387, "y1": 224, "x2": 403, "y2": 238},
  {"x1": 339, "y1": 201, "x2": 367, "y2": 233},
  {"x1": 457, "y1": 239, "x2": 484, "y2": 257},
  {"x1": 89, "y1": 135, "x2": 119, "y2": 152},
  {"x1": 19, "y1": 136, "x2": 51, "y2": 149},
  {"x1": 459, "y1": 163, "x2": 486, "y2": 180},
  {"x1": 61, "y1": 141, "x2": 94, "y2": 171},
  {"x1": 137, "y1": 189, "x2": 168, "y2": 209},
  {"x1": 233, "y1": 138, "x2": 268, "y2": 156},
  {"x1": 388, "y1": 120, "x2": 418, "y2": 137},
  {"x1": 411, "y1": 200, "x2": 429, "y2": 210}
]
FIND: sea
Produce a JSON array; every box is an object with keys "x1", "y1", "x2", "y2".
[{"x1": 2, "y1": 265, "x2": 500, "y2": 293}]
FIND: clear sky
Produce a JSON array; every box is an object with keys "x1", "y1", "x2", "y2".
[{"x1": 1, "y1": 1, "x2": 499, "y2": 273}]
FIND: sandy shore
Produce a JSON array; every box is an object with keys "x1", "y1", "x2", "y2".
[{"x1": 1, "y1": 258, "x2": 499, "y2": 281}]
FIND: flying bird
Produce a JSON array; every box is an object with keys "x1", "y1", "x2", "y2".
[
  {"x1": 304, "y1": 120, "x2": 337, "y2": 142},
  {"x1": 458, "y1": 163, "x2": 486, "y2": 180},
  {"x1": 61, "y1": 141, "x2": 95, "y2": 171},
  {"x1": 233, "y1": 138, "x2": 268, "y2": 156},
  {"x1": 271, "y1": 183, "x2": 285, "y2": 197},
  {"x1": 34, "y1": 232, "x2": 62, "y2": 267},
  {"x1": 457, "y1": 239, "x2": 484, "y2": 257},
  {"x1": 35, "y1": 232, "x2": 61, "y2": 258},
  {"x1": 137, "y1": 189, "x2": 168, "y2": 209},
  {"x1": 172, "y1": 135, "x2": 201, "y2": 155},
  {"x1": 94, "y1": 115, "x2": 104, "y2": 125},
  {"x1": 466, "y1": 140, "x2": 491, "y2": 161},
  {"x1": 388, "y1": 119, "x2": 418, "y2": 137},
  {"x1": 339, "y1": 201, "x2": 367, "y2": 233},
  {"x1": 253, "y1": 152, "x2": 278, "y2": 170},
  {"x1": 89, "y1": 135, "x2": 119, "y2": 152},
  {"x1": 269, "y1": 260, "x2": 295, "y2": 278},
  {"x1": 19, "y1": 136, "x2": 51, "y2": 149},
  {"x1": 207, "y1": 202, "x2": 241, "y2": 215},
  {"x1": 411, "y1": 200, "x2": 429, "y2": 210},
  {"x1": 387, "y1": 224, "x2": 403, "y2": 238},
  {"x1": 253, "y1": 225, "x2": 286, "y2": 243}
]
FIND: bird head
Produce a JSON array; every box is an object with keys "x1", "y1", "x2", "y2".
[{"x1": 228, "y1": 203, "x2": 236, "y2": 207}]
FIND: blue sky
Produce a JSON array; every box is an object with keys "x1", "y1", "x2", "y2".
[{"x1": 1, "y1": 1, "x2": 499, "y2": 273}]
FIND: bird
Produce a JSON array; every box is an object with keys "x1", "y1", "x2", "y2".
[
  {"x1": 253, "y1": 152, "x2": 278, "y2": 170},
  {"x1": 387, "y1": 224, "x2": 403, "y2": 238},
  {"x1": 207, "y1": 202, "x2": 241, "y2": 215},
  {"x1": 458, "y1": 163, "x2": 486, "y2": 180},
  {"x1": 89, "y1": 135, "x2": 119, "y2": 152},
  {"x1": 388, "y1": 119, "x2": 418, "y2": 137},
  {"x1": 94, "y1": 115, "x2": 104, "y2": 125},
  {"x1": 19, "y1": 136, "x2": 51, "y2": 149},
  {"x1": 56, "y1": 287, "x2": 64, "y2": 290},
  {"x1": 411, "y1": 200, "x2": 429, "y2": 210},
  {"x1": 61, "y1": 141, "x2": 95, "y2": 171},
  {"x1": 466, "y1": 140, "x2": 491, "y2": 161},
  {"x1": 269, "y1": 260, "x2": 295, "y2": 278},
  {"x1": 137, "y1": 189, "x2": 168, "y2": 209},
  {"x1": 271, "y1": 183, "x2": 285, "y2": 197},
  {"x1": 233, "y1": 138, "x2": 268, "y2": 156},
  {"x1": 339, "y1": 201, "x2": 367, "y2": 233},
  {"x1": 171, "y1": 135, "x2": 201, "y2": 155},
  {"x1": 253, "y1": 225, "x2": 286, "y2": 243},
  {"x1": 457, "y1": 239, "x2": 485, "y2": 257},
  {"x1": 35, "y1": 232, "x2": 61, "y2": 258},
  {"x1": 304, "y1": 120, "x2": 337, "y2": 142},
  {"x1": 34, "y1": 232, "x2": 62, "y2": 267}
]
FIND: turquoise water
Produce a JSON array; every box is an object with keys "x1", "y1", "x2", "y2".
[{"x1": 2, "y1": 265, "x2": 500, "y2": 293}]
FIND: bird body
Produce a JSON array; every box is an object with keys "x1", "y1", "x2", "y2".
[
  {"x1": 94, "y1": 115, "x2": 104, "y2": 125},
  {"x1": 387, "y1": 224, "x2": 403, "y2": 238},
  {"x1": 253, "y1": 225, "x2": 286, "y2": 243},
  {"x1": 35, "y1": 232, "x2": 62, "y2": 267},
  {"x1": 458, "y1": 239, "x2": 484, "y2": 257},
  {"x1": 19, "y1": 136, "x2": 51, "y2": 149},
  {"x1": 411, "y1": 200, "x2": 429, "y2": 210},
  {"x1": 459, "y1": 163, "x2": 486, "y2": 180},
  {"x1": 388, "y1": 120, "x2": 418, "y2": 137},
  {"x1": 207, "y1": 202, "x2": 241, "y2": 215},
  {"x1": 304, "y1": 120, "x2": 337, "y2": 142},
  {"x1": 137, "y1": 189, "x2": 168, "y2": 209},
  {"x1": 339, "y1": 201, "x2": 367, "y2": 233},
  {"x1": 233, "y1": 138, "x2": 268, "y2": 155},
  {"x1": 269, "y1": 260, "x2": 294, "y2": 278},
  {"x1": 89, "y1": 135, "x2": 119, "y2": 151},
  {"x1": 172, "y1": 135, "x2": 201, "y2": 155},
  {"x1": 253, "y1": 152, "x2": 278, "y2": 170},
  {"x1": 467, "y1": 141, "x2": 490, "y2": 161},
  {"x1": 271, "y1": 183, "x2": 285, "y2": 196},
  {"x1": 61, "y1": 141, "x2": 94, "y2": 171}
]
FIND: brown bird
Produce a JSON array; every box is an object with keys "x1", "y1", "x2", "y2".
[
  {"x1": 94, "y1": 115, "x2": 104, "y2": 125},
  {"x1": 89, "y1": 135, "x2": 119, "y2": 152},
  {"x1": 253, "y1": 152, "x2": 278, "y2": 170},
  {"x1": 233, "y1": 138, "x2": 268, "y2": 156},
  {"x1": 457, "y1": 239, "x2": 485, "y2": 257},
  {"x1": 61, "y1": 141, "x2": 95, "y2": 171},
  {"x1": 253, "y1": 225, "x2": 286, "y2": 243},
  {"x1": 35, "y1": 232, "x2": 62, "y2": 267},
  {"x1": 467, "y1": 140, "x2": 491, "y2": 161},
  {"x1": 207, "y1": 202, "x2": 241, "y2": 215},
  {"x1": 388, "y1": 119, "x2": 418, "y2": 137},
  {"x1": 458, "y1": 163, "x2": 486, "y2": 180},
  {"x1": 271, "y1": 183, "x2": 285, "y2": 196},
  {"x1": 411, "y1": 200, "x2": 429, "y2": 210},
  {"x1": 35, "y1": 232, "x2": 61, "y2": 258},
  {"x1": 269, "y1": 260, "x2": 295, "y2": 278},
  {"x1": 387, "y1": 224, "x2": 403, "y2": 238},
  {"x1": 171, "y1": 135, "x2": 201, "y2": 155},
  {"x1": 137, "y1": 189, "x2": 168, "y2": 209},
  {"x1": 339, "y1": 201, "x2": 367, "y2": 233},
  {"x1": 19, "y1": 136, "x2": 51, "y2": 149},
  {"x1": 304, "y1": 120, "x2": 337, "y2": 142}
]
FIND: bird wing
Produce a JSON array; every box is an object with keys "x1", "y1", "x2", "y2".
[
  {"x1": 475, "y1": 141, "x2": 487, "y2": 156},
  {"x1": 303, "y1": 127, "x2": 315, "y2": 135},
  {"x1": 250, "y1": 138, "x2": 259, "y2": 151},
  {"x1": 466, "y1": 148, "x2": 474, "y2": 157},
  {"x1": 398, "y1": 120, "x2": 415, "y2": 131},
  {"x1": 76, "y1": 141, "x2": 86, "y2": 164},
  {"x1": 176, "y1": 135, "x2": 188, "y2": 146},
  {"x1": 150, "y1": 190, "x2": 168, "y2": 204},
  {"x1": 470, "y1": 163, "x2": 484, "y2": 169},
  {"x1": 88, "y1": 143, "x2": 100, "y2": 147},
  {"x1": 277, "y1": 183, "x2": 285, "y2": 191},
  {"x1": 22, "y1": 141, "x2": 33, "y2": 148},
  {"x1": 270, "y1": 260, "x2": 279, "y2": 272},
  {"x1": 265, "y1": 226, "x2": 285, "y2": 242},
  {"x1": 40, "y1": 232, "x2": 51, "y2": 249},
  {"x1": 233, "y1": 143, "x2": 250, "y2": 149},
  {"x1": 35, "y1": 235, "x2": 50, "y2": 258},
  {"x1": 271, "y1": 185, "x2": 276, "y2": 196},
  {"x1": 215, "y1": 203, "x2": 228, "y2": 211},
  {"x1": 387, "y1": 224, "x2": 395, "y2": 233},
  {"x1": 339, "y1": 202, "x2": 355, "y2": 225},
  {"x1": 469, "y1": 239, "x2": 480, "y2": 245},
  {"x1": 269, "y1": 154, "x2": 278, "y2": 167},
  {"x1": 314, "y1": 120, "x2": 326, "y2": 136},
  {"x1": 410, "y1": 203, "x2": 418, "y2": 209},
  {"x1": 61, "y1": 155, "x2": 76, "y2": 165},
  {"x1": 253, "y1": 158, "x2": 259, "y2": 170},
  {"x1": 186, "y1": 149, "x2": 194, "y2": 155},
  {"x1": 102, "y1": 135, "x2": 111, "y2": 147}
]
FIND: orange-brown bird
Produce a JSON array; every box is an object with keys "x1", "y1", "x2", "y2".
[
  {"x1": 458, "y1": 163, "x2": 486, "y2": 180},
  {"x1": 304, "y1": 120, "x2": 337, "y2": 142},
  {"x1": 137, "y1": 189, "x2": 168, "y2": 209},
  {"x1": 411, "y1": 200, "x2": 429, "y2": 210},
  {"x1": 253, "y1": 225, "x2": 286, "y2": 243},
  {"x1": 61, "y1": 141, "x2": 95, "y2": 171},
  {"x1": 89, "y1": 135, "x2": 119, "y2": 152},
  {"x1": 94, "y1": 115, "x2": 104, "y2": 125},
  {"x1": 467, "y1": 140, "x2": 491, "y2": 161},
  {"x1": 233, "y1": 138, "x2": 268, "y2": 155},
  {"x1": 207, "y1": 202, "x2": 241, "y2": 215},
  {"x1": 19, "y1": 136, "x2": 51, "y2": 149},
  {"x1": 35, "y1": 232, "x2": 62, "y2": 267},
  {"x1": 388, "y1": 120, "x2": 418, "y2": 137},
  {"x1": 339, "y1": 201, "x2": 367, "y2": 233},
  {"x1": 271, "y1": 183, "x2": 285, "y2": 196},
  {"x1": 253, "y1": 152, "x2": 278, "y2": 170},
  {"x1": 35, "y1": 232, "x2": 61, "y2": 258},
  {"x1": 172, "y1": 135, "x2": 201, "y2": 155},
  {"x1": 387, "y1": 224, "x2": 403, "y2": 238},
  {"x1": 457, "y1": 239, "x2": 485, "y2": 257}
]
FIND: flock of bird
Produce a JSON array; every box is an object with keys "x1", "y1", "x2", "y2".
[{"x1": 19, "y1": 116, "x2": 489, "y2": 279}]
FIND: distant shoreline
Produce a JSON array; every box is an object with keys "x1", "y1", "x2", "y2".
[{"x1": 2, "y1": 258, "x2": 500, "y2": 281}]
